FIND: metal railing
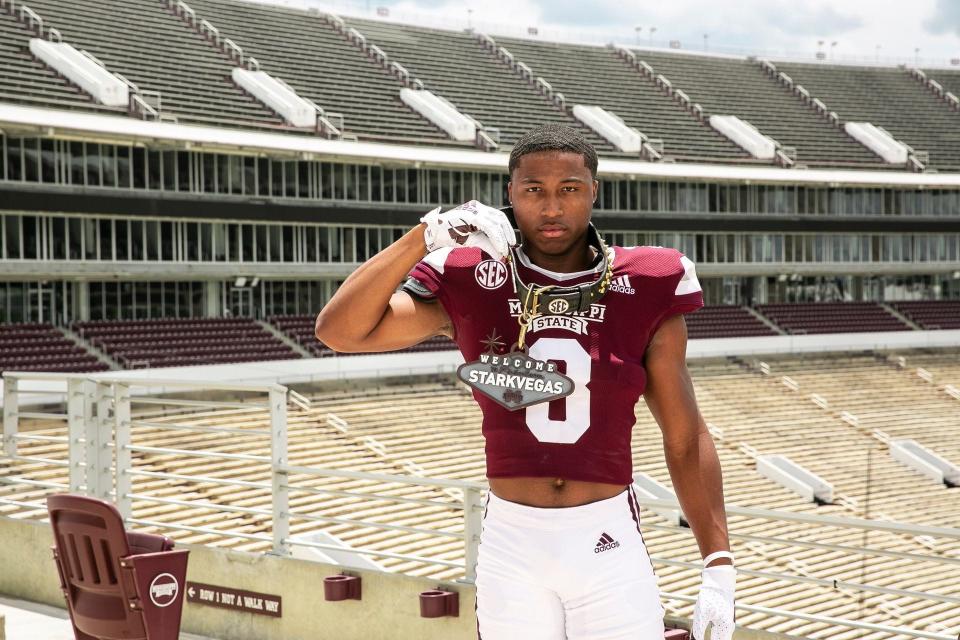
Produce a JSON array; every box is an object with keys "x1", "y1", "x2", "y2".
[{"x1": 2, "y1": 371, "x2": 960, "y2": 638}]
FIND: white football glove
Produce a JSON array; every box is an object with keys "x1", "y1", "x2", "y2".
[
  {"x1": 420, "y1": 200, "x2": 516, "y2": 262},
  {"x1": 692, "y1": 565, "x2": 736, "y2": 640}
]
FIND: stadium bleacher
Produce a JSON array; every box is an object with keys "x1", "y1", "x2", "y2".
[
  {"x1": 684, "y1": 305, "x2": 779, "y2": 339},
  {"x1": 0, "y1": 10, "x2": 125, "y2": 115},
  {"x1": 0, "y1": 322, "x2": 107, "y2": 373},
  {"x1": 628, "y1": 51, "x2": 887, "y2": 167},
  {"x1": 3, "y1": 353, "x2": 958, "y2": 636},
  {"x1": 761, "y1": 352, "x2": 960, "y2": 482},
  {"x1": 2, "y1": 302, "x2": 958, "y2": 372},
  {"x1": 488, "y1": 36, "x2": 750, "y2": 161},
  {"x1": 269, "y1": 314, "x2": 455, "y2": 357},
  {"x1": 755, "y1": 302, "x2": 912, "y2": 334},
  {"x1": 340, "y1": 17, "x2": 621, "y2": 151},
  {"x1": 72, "y1": 317, "x2": 301, "y2": 368},
  {"x1": 772, "y1": 62, "x2": 960, "y2": 170},
  {"x1": 17, "y1": 0, "x2": 287, "y2": 129},
  {"x1": 2, "y1": 0, "x2": 959, "y2": 170},
  {"x1": 178, "y1": 0, "x2": 456, "y2": 143},
  {"x1": 890, "y1": 300, "x2": 960, "y2": 330}
]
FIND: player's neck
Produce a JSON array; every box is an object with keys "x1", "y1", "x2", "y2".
[{"x1": 522, "y1": 241, "x2": 597, "y2": 274}]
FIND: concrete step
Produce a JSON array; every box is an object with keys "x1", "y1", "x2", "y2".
[
  {"x1": 56, "y1": 326, "x2": 119, "y2": 370},
  {"x1": 257, "y1": 319, "x2": 313, "y2": 359}
]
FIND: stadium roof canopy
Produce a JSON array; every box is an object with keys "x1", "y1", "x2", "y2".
[{"x1": 4, "y1": 103, "x2": 960, "y2": 189}]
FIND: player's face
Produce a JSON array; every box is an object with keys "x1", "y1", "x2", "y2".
[{"x1": 507, "y1": 151, "x2": 598, "y2": 260}]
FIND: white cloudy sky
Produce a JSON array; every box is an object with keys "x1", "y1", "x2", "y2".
[{"x1": 258, "y1": 0, "x2": 960, "y2": 65}]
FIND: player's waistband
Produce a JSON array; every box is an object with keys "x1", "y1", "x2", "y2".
[{"x1": 485, "y1": 487, "x2": 635, "y2": 529}]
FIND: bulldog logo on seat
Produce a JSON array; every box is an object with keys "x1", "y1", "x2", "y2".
[{"x1": 150, "y1": 573, "x2": 180, "y2": 608}]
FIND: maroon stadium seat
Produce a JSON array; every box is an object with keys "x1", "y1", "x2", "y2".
[{"x1": 47, "y1": 494, "x2": 189, "y2": 640}]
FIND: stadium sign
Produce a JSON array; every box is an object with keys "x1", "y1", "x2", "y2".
[{"x1": 186, "y1": 581, "x2": 282, "y2": 618}]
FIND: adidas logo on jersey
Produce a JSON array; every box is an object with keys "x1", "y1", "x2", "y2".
[
  {"x1": 594, "y1": 532, "x2": 620, "y2": 553},
  {"x1": 609, "y1": 275, "x2": 635, "y2": 295}
]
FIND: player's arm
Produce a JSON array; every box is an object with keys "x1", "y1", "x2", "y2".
[
  {"x1": 314, "y1": 223, "x2": 452, "y2": 353},
  {"x1": 643, "y1": 314, "x2": 732, "y2": 564}
]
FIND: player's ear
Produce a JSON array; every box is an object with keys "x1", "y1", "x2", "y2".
[
  {"x1": 506, "y1": 180, "x2": 513, "y2": 205},
  {"x1": 592, "y1": 179, "x2": 599, "y2": 203}
]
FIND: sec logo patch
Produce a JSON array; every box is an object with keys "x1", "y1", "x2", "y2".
[{"x1": 475, "y1": 260, "x2": 507, "y2": 290}]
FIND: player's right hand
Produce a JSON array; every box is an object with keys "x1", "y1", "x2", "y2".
[{"x1": 420, "y1": 200, "x2": 516, "y2": 261}]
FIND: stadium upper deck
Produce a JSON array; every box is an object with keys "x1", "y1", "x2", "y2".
[{"x1": 1, "y1": 0, "x2": 959, "y2": 171}]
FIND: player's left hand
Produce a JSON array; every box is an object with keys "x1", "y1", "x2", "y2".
[{"x1": 692, "y1": 565, "x2": 736, "y2": 640}]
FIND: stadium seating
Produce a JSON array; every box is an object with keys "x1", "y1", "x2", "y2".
[
  {"x1": 3, "y1": 355, "x2": 959, "y2": 634},
  {"x1": 627, "y1": 51, "x2": 886, "y2": 167},
  {"x1": 685, "y1": 305, "x2": 779, "y2": 339},
  {"x1": 889, "y1": 300, "x2": 960, "y2": 329},
  {"x1": 925, "y1": 69, "x2": 960, "y2": 105},
  {"x1": 755, "y1": 302, "x2": 911, "y2": 334},
  {"x1": 0, "y1": 9, "x2": 126, "y2": 115},
  {"x1": 340, "y1": 18, "x2": 622, "y2": 152},
  {"x1": 0, "y1": 322, "x2": 107, "y2": 373},
  {"x1": 3, "y1": 0, "x2": 959, "y2": 170},
  {"x1": 481, "y1": 36, "x2": 749, "y2": 161},
  {"x1": 760, "y1": 353, "x2": 960, "y2": 481},
  {"x1": 18, "y1": 0, "x2": 286, "y2": 129},
  {"x1": 902, "y1": 349, "x2": 960, "y2": 382},
  {"x1": 177, "y1": 0, "x2": 455, "y2": 143},
  {"x1": 773, "y1": 62, "x2": 960, "y2": 170},
  {"x1": 269, "y1": 314, "x2": 456, "y2": 356},
  {"x1": 73, "y1": 317, "x2": 301, "y2": 368}
]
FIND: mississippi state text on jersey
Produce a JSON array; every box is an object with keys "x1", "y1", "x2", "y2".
[{"x1": 405, "y1": 244, "x2": 703, "y2": 485}]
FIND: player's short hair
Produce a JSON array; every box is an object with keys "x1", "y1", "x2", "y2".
[{"x1": 508, "y1": 124, "x2": 598, "y2": 179}]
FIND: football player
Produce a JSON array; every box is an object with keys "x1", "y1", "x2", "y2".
[{"x1": 315, "y1": 124, "x2": 735, "y2": 640}]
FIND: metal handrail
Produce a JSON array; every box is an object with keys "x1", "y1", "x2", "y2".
[
  {"x1": 641, "y1": 521, "x2": 960, "y2": 566},
  {"x1": 92, "y1": 376, "x2": 287, "y2": 393},
  {"x1": 124, "y1": 444, "x2": 269, "y2": 463},
  {"x1": 284, "y1": 483, "x2": 464, "y2": 510},
  {"x1": 661, "y1": 592, "x2": 955, "y2": 640},
  {"x1": 653, "y1": 557, "x2": 960, "y2": 605},
  {"x1": 632, "y1": 494, "x2": 960, "y2": 540},
  {"x1": 281, "y1": 462, "x2": 484, "y2": 492},
  {"x1": 124, "y1": 493, "x2": 272, "y2": 517},
  {"x1": 124, "y1": 468, "x2": 271, "y2": 489},
  {"x1": 285, "y1": 537, "x2": 464, "y2": 569},
  {"x1": 288, "y1": 510, "x2": 464, "y2": 539},
  {"x1": 128, "y1": 419, "x2": 270, "y2": 436}
]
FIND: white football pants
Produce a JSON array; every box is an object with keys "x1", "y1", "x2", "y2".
[{"x1": 475, "y1": 486, "x2": 665, "y2": 639}]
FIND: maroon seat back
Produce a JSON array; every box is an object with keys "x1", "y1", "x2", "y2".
[{"x1": 47, "y1": 494, "x2": 188, "y2": 640}]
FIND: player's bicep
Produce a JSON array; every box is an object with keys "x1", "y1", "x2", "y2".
[
  {"x1": 643, "y1": 314, "x2": 703, "y2": 450},
  {"x1": 352, "y1": 290, "x2": 452, "y2": 352}
]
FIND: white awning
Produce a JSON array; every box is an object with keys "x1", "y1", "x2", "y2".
[{"x1": 2, "y1": 103, "x2": 959, "y2": 187}]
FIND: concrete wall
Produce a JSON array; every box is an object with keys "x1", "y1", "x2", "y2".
[
  {"x1": 0, "y1": 518, "x2": 474, "y2": 640},
  {"x1": 0, "y1": 517, "x2": 800, "y2": 640}
]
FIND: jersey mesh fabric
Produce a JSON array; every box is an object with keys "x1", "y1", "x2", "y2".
[{"x1": 406, "y1": 244, "x2": 703, "y2": 485}]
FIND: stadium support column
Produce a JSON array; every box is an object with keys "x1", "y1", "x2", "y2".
[
  {"x1": 75, "y1": 282, "x2": 90, "y2": 321},
  {"x1": 753, "y1": 276, "x2": 769, "y2": 304},
  {"x1": 203, "y1": 281, "x2": 221, "y2": 317}
]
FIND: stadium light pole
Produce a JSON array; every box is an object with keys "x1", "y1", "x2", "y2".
[
  {"x1": 830, "y1": 41, "x2": 838, "y2": 59},
  {"x1": 914, "y1": 47, "x2": 920, "y2": 65},
  {"x1": 875, "y1": 44, "x2": 881, "y2": 62},
  {"x1": 649, "y1": 26, "x2": 657, "y2": 45},
  {"x1": 635, "y1": 26, "x2": 642, "y2": 45},
  {"x1": 703, "y1": 33, "x2": 709, "y2": 51}
]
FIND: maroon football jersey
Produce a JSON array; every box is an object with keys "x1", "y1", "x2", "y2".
[{"x1": 406, "y1": 243, "x2": 703, "y2": 485}]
